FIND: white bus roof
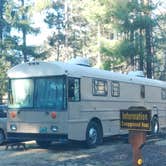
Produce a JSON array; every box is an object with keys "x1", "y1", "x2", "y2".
[{"x1": 7, "y1": 61, "x2": 166, "y2": 88}]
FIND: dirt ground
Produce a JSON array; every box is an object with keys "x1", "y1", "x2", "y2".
[{"x1": 0, "y1": 135, "x2": 166, "y2": 166}]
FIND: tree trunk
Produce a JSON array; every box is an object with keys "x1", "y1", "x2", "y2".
[
  {"x1": 139, "y1": 28, "x2": 144, "y2": 71},
  {"x1": 130, "y1": 29, "x2": 135, "y2": 66},
  {"x1": 21, "y1": 0, "x2": 28, "y2": 62},
  {"x1": 145, "y1": 25, "x2": 152, "y2": 78},
  {"x1": 145, "y1": 0, "x2": 153, "y2": 78},
  {"x1": 0, "y1": 0, "x2": 5, "y2": 45},
  {"x1": 23, "y1": 29, "x2": 28, "y2": 62}
]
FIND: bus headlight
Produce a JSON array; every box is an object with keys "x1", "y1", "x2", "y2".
[
  {"x1": 10, "y1": 124, "x2": 17, "y2": 131},
  {"x1": 51, "y1": 125, "x2": 58, "y2": 132}
]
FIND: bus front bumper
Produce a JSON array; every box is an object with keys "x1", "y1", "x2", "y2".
[{"x1": 7, "y1": 132, "x2": 68, "y2": 142}]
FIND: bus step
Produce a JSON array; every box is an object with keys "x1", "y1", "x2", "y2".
[{"x1": 5, "y1": 142, "x2": 26, "y2": 151}]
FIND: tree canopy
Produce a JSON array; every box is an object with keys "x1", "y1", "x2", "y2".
[{"x1": 0, "y1": 0, "x2": 165, "y2": 102}]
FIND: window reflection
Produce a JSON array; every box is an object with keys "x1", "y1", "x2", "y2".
[
  {"x1": 9, "y1": 77, "x2": 66, "y2": 110},
  {"x1": 35, "y1": 78, "x2": 65, "y2": 109},
  {"x1": 9, "y1": 79, "x2": 34, "y2": 108},
  {"x1": 68, "y1": 78, "x2": 80, "y2": 101}
]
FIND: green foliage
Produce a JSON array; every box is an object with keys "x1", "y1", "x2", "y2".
[
  {"x1": 105, "y1": 0, "x2": 161, "y2": 77},
  {"x1": 6, "y1": 0, "x2": 40, "y2": 62},
  {"x1": 81, "y1": 0, "x2": 108, "y2": 23},
  {"x1": 0, "y1": 0, "x2": 42, "y2": 100},
  {"x1": 34, "y1": 0, "x2": 51, "y2": 12},
  {"x1": 44, "y1": 1, "x2": 66, "y2": 60},
  {"x1": 0, "y1": 0, "x2": 165, "y2": 101},
  {"x1": 102, "y1": 60, "x2": 111, "y2": 70},
  {"x1": 44, "y1": 0, "x2": 92, "y2": 60},
  {"x1": 100, "y1": 38, "x2": 132, "y2": 67}
]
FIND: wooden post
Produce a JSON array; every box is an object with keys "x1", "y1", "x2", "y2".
[
  {"x1": 120, "y1": 108, "x2": 151, "y2": 166},
  {"x1": 129, "y1": 131, "x2": 146, "y2": 166}
]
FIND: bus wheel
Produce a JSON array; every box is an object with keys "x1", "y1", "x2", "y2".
[
  {"x1": 36, "y1": 141, "x2": 52, "y2": 148},
  {"x1": 151, "y1": 116, "x2": 159, "y2": 135},
  {"x1": 86, "y1": 121, "x2": 101, "y2": 148},
  {"x1": 0, "y1": 130, "x2": 5, "y2": 145}
]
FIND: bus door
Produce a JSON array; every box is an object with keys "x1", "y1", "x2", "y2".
[{"x1": 68, "y1": 77, "x2": 81, "y2": 119}]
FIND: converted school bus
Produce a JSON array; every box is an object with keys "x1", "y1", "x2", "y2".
[{"x1": 7, "y1": 58, "x2": 166, "y2": 147}]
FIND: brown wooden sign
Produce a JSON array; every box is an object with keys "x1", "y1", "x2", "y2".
[{"x1": 120, "y1": 109, "x2": 151, "y2": 131}]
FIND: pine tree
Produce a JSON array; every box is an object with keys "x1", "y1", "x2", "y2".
[
  {"x1": 0, "y1": 0, "x2": 11, "y2": 103},
  {"x1": 44, "y1": 1, "x2": 66, "y2": 60},
  {"x1": 43, "y1": 0, "x2": 94, "y2": 61},
  {"x1": 8, "y1": 0, "x2": 40, "y2": 62},
  {"x1": 102, "y1": 0, "x2": 160, "y2": 77}
]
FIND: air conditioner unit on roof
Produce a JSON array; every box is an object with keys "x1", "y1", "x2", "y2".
[
  {"x1": 128, "y1": 71, "x2": 145, "y2": 77},
  {"x1": 68, "y1": 57, "x2": 90, "y2": 67}
]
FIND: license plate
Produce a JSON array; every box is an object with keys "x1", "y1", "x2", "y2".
[{"x1": 39, "y1": 127, "x2": 47, "y2": 133}]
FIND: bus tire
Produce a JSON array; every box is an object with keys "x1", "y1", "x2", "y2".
[
  {"x1": 36, "y1": 140, "x2": 51, "y2": 148},
  {"x1": 151, "y1": 116, "x2": 159, "y2": 135},
  {"x1": 85, "y1": 121, "x2": 102, "y2": 148},
  {"x1": 0, "y1": 130, "x2": 5, "y2": 145}
]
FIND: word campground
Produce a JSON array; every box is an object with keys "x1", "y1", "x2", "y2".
[{"x1": 121, "y1": 121, "x2": 150, "y2": 130}]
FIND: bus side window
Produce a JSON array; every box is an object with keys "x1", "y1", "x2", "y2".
[
  {"x1": 68, "y1": 78, "x2": 80, "y2": 102},
  {"x1": 140, "y1": 85, "x2": 145, "y2": 98},
  {"x1": 161, "y1": 88, "x2": 166, "y2": 100},
  {"x1": 111, "y1": 81, "x2": 120, "y2": 97}
]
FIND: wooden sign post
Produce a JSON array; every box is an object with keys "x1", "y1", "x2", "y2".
[{"x1": 120, "y1": 108, "x2": 151, "y2": 166}]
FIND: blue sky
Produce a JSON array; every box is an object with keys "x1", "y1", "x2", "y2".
[{"x1": 27, "y1": 12, "x2": 52, "y2": 46}]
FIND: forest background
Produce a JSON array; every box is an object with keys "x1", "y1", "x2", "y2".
[{"x1": 0, "y1": 0, "x2": 165, "y2": 103}]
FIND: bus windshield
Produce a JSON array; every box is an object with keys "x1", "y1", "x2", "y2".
[
  {"x1": 9, "y1": 79, "x2": 34, "y2": 108},
  {"x1": 9, "y1": 77, "x2": 66, "y2": 110}
]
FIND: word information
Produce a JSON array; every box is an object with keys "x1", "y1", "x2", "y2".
[{"x1": 120, "y1": 109, "x2": 151, "y2": 131}]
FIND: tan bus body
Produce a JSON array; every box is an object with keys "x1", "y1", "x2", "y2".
[{"x1": 7, "y1": 61, "x2": 166, "y2": 147}]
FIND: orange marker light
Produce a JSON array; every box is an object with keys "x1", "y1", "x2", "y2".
[
  {"x1": 10, "y1": 112, "x2": 16, "y2": 118},
  {"x1": 51, "y1": 112, "x2": 57, "y2": 119}
]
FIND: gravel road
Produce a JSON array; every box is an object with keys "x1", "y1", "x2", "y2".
[{"x1": 0, "y1": 135, "x2": 166, "y2": 166}]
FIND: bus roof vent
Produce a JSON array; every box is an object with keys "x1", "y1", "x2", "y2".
[
  {"x1": 128, "y1": 71, "x2": 145, "y2": 77},
  {"x1": 68, "y1": 57, "x2": 90, "y2": 67}
]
